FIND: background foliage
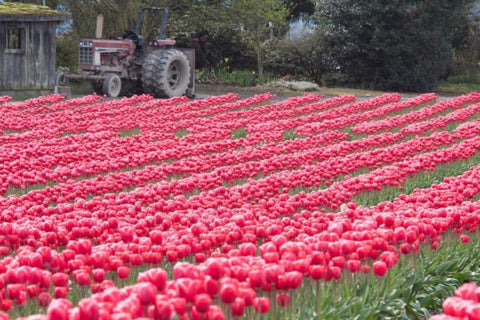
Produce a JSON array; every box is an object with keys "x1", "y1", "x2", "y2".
[
  {"x1": 316, "y1": 0, "x2": 475, "y2": 92},
  {"x1": 5, "y1": 0, "x2": 480, "y2": 91}
]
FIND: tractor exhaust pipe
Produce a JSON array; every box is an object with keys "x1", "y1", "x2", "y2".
[{"x1": 95, "y1": 14, "x2": 104, "y2": 39}]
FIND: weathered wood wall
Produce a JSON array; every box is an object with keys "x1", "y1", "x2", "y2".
[{"x1": 0, "y1": 15, "x2": 62, "y2": 92}]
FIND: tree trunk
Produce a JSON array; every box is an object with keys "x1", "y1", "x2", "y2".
[{"x1": 256, "y1": 33, "x2": 263, "y2": 80}]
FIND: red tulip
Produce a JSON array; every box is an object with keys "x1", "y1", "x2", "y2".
[
  {"x1": 170, "y1": 297, "x2": 187, "y2": 316},
  {"x1": 138, "y1": 268, "x2": 167, "y2": 292},
  {"x1": 454, "y1": 283, "x2": 479, "y2": 301},
  {"x1": 165, "y1": 250, "x2": 178, "y2": 263},
  {"x1": 361, "y1": 265, "x2": 370, "y2": 274},
  {"x1": 331, "y1": 256, "x2": 346, "y2": 269},
  {"x1": 136, "y1": 282, "x2": 157, "y2": 306},
  {"x1": 380, "y1": 251, "x2": 398, "y2": 269},
  {"x1": 54, "y1": 286, "x2": 68, "y2": 299},
  {"x1": 0, "y1": 299, "x2": 12, "y2": 312},
  {"x1": 239, "y1": 243, "x2": 256, "y2": 256},
  {"x1": 52, "y1": 272, "x2": 69, "y2": 287},
  {"x1": 347, "y1": 259, "x2": 361, "y2": 273},
  {"x1": 276, "y1": 292, "x2": 291, "y2": 307},
  {"x1": 74, "y1": 271, "x2": 90, "y2": 286},
  {"x1": 38, "y1": 292, "x2": 52, "y2": 307},
  {"x1": 7, "y1": 283, "x2": 25, "y2": 300},
  {"x1": 190, "y1": 306, "x2": 203, "y2": 320},
  {"x1": 92, "y1": 269, "x2": 106, "y2": 283},
  {"x1": 117, "y1": 266, "x2": 130, "y2": 280},
  {"x1": 400, "y1": 243, "x2": 411, "y2": 255},
  {"x1": 47, "y1": 299, "x2": 72, "y2": 320},
  {"x1": 310, "y1": 265, "x2": 326, "y2": 280},
  {"x1": 460, "y1": 234, "x2": 470, "y2": 243},
  {"x1": 194, "y1": 252, "x2": 207, "y2": 263},
  {"x1": 194, "y1": 293, "x2": 211, "y2": 313},
  {"x1": 248, "y1": 269, "x2": 266, "y2": 288},
  {"x1": 373, "y1": 261, "x2": 387, "y2": 277},
  {"x1": 207, "y1": 305, "x2": 225, "y2": 320},
  {"x1": 328, "y1": 266, "x2": 342, "y2": 280},
  {"x1": 231, "y1": 297, "x2": 246, "y2": 317},
  {"x1": 204, "y1": 276, "x2": 219, "y2": 296},
  {"x1": 27, "y1": 284, "x2": 40, "y2": 298},
  {"x1": 253, "y1": 297, "x2": 270, "y2": 314},
  {"x1": 220, "y1": 282, "x2": 237, "y2": 304},
  {"x1": 149, "y1": 230, "x2": 163, "y2": 245},
  {"x1": 286, "y1": 271, "x2": 303, "y2": 289},
  {"x1": 206, "y1": 260, "x2": 224, "y2": 280},
  {"x1": 78, "y1": 298, "x2": 99, "y2": 320}
]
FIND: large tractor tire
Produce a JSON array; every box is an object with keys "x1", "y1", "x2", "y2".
[{"x1": 141, "y1": 49, "x2": 190, "y2": 98}]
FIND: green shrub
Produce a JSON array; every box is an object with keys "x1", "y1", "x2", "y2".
[
  {"x1": 317, "y1": 0, "x2": 474, "y2": 92},
  {"x1": 321, "y1": 73, "x2": 346, "y2": 87},
  {"x1": 56, "y1": 34, "x2": 78, "y2": 72},
  {"x1": 196, "y1": 69, "x2": 273, "y2": 87},
  {"x1": 263, "y1": 32, "x2": 330, "y2": 84}
]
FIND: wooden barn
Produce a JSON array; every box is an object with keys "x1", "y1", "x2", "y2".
[{"x1": 0, "y1": 2, "x2": 65, "y2": 97}]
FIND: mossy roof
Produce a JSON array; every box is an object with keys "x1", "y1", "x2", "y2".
[{"x1": 0, "y1": 2, "x2": 63, "y2": 15}]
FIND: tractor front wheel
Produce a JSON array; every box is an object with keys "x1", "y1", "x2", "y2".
[
  {"x1": 141, "y1": 49, "x2": 190, "y2": 98},
  {"x1": 103, "y1": 73, "x2": 122, "y2": 98}
]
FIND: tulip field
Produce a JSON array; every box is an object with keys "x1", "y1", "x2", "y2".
[{"x1": 2, "y1": 91, "x2": 480, "y2": 319}]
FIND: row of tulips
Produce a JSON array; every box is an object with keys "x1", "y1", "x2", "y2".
[
  {"x1": 0, "y1": 94, "x2": 223, "y2": 143},
  {"x1": 294, "y1": 92, "x2": 437, "y2": 135},
  {"x1": 430, "y1": 283, "x2": 480, "y2": 320},
  {"x1": 0, "y1": 96, "x2": 12, "y2": 106},
  {"x1": 1, "y1": 95, "x2": 103, "y2": 122},
  {"x1": 401, "y1": 101, "x2": 480, "y2": 135},
  {"x1": 0, "y1": 93, "x2": 239, "y2": 145},
  {"x1": 245, "y1": 93, "x2": 398, "y2": 134},
  {"x1": 177, "y1": 93, "x2": 321, "y2": 135},
  {"x1": 351, "y1": 91, "x2": 480, "y2": 134},
  {"x1": 1, "y1": 94, "x2": 65, "y2": 112}
]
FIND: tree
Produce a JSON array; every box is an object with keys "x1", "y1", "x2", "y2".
[
  {"x1": 18, "y1": 0, "x2": 290, "y2": 75},
  {"x1": 61, "y1": 0, "x2": 152, "y2": 39},
  {"x1": 229, "y1": 0, "x2": 288, "y2": 79},
  {"x1": 317, "y1": 0, "x2": 475, "y2": 92},
  {"x1": 284, "y1": 0, "x2": 315, "y2": 21}
]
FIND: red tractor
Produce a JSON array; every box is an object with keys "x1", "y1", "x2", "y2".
[{"x1": 56, "y1": 7, "x2": 195, "y2": 98}]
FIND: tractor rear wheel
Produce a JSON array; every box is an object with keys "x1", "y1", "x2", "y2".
[
  {"x1": 103, "y1": 73, "x2": 122, "y2": 98},
  {"x1": 141, "y1": 49, "x2": 190, "y2": 98}
]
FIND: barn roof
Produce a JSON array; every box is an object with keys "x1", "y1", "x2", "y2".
[{"x1": 0, "y1": 2, "x2": 66, "y2": 21}]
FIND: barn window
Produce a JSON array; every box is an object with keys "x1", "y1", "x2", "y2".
[{"x1": 6, "y1": 27, "x2": 26, "y2": 51}]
